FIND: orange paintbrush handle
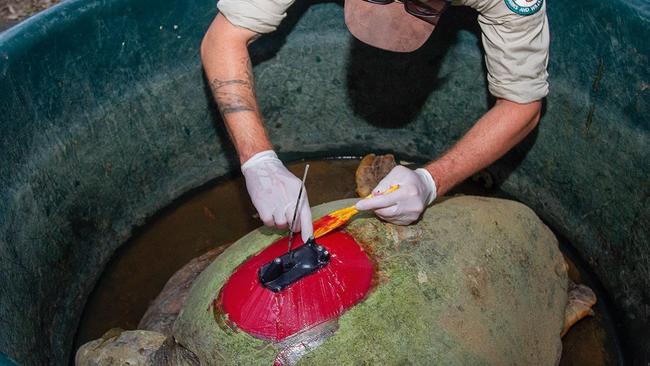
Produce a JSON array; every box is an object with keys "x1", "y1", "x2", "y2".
[{"x1": 312, "y1": 185, "x2": 400, "y2": 238}]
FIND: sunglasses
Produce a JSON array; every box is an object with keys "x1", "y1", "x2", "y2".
[{"x1": 362, "y1": 0, "x2": 450, "y2": 25}]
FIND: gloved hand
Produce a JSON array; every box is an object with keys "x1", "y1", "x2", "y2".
[
  {"x1": 355, "y1": 165, "x2": 437, "y2": 225},
  {"x1": 241, "y1": 150, "x2": 313, "y2": 242}
]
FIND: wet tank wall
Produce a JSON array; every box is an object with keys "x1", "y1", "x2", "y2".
[{"x1": 0, "y1": 0, "x2": 648, "y2": 364}]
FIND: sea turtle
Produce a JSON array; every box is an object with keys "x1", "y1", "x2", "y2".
[{"x1": 77, "y1": 158, "x2": 596, "y2": 365}]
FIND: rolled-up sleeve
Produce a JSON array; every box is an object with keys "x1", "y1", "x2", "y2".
[
  {"x1": 217, "y1": 0, "x2": 296, "y2": 34},
  {"x1": 479, "y1": 2, "x2": 550, "y2": 103}
]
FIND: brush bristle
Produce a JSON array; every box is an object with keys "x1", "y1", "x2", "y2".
[{"x1": 313, "y1": 206, "x2": 359, "y2": 238}]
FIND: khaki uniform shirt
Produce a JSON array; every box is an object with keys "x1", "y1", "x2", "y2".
[{"x1": 217, "y1": 0, "x2": 550, "y2": 103}]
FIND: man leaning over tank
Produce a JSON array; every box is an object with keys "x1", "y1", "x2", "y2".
[{"x1": 200, "y1": 0, "x2": 549, "y2": 241}]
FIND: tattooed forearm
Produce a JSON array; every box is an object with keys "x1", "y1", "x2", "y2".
[
  {"x1": 210, "y1": 78, "x2": 257, "y2": 115},
  {"x1": 215, "y1": 91, "x2": 256, "y2": 114},
  {"x1": 210, "y1": 79, "x2": 252, "y2": 90},
  {"x1": 210, "y1": 57, "x2": 258, "y2": 116}
]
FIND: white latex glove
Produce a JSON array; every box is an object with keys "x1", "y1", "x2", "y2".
[
  {"x1": 241, "y1": 150, "x2": 313, "y2": 242},
  {"x1": 355, "y1": 165, "x2": 437, "y2": 225}
]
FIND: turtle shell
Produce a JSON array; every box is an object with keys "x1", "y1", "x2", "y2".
[{"x1": 173, "y1": 196, "x2": 568, "y2": 365}]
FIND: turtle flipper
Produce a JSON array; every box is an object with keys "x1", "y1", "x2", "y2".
[{"x1": 561, "y1": 281, "x2": 597, "y2": 337}]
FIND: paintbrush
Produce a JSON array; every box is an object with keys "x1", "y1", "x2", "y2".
[{"x1": 312, "y1": 185, "x2": 400, "y2": 239}]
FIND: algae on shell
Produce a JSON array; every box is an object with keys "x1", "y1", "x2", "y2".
[{"x1": 172, "y1": 196, "x2": 568, "y2": 365}]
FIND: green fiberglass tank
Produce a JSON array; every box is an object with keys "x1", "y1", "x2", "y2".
[{"x1": 0, "y1": 0, "x2": 648, "y2": 364}]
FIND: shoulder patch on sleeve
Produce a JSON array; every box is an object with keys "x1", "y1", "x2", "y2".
[{"x1": 504, "y1": 0, "x2": 543, "y2": 16}]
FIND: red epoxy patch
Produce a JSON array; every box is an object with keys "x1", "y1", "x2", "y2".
[{"x1": 219, "y1": 231, "x2": 373, "y2": 341}]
